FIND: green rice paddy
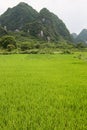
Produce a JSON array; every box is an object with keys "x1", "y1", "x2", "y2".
[{"x1": 0, "y1": 54, "x2": 87, "y2": 130}]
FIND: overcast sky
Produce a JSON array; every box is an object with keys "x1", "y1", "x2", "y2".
[{"x1": 0, "y1": 0, "x2": 87, "y2": 34}]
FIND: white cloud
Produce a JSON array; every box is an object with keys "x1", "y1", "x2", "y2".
[{"x1": 0, "y1": 0, "x2": 87, "y2": 33}]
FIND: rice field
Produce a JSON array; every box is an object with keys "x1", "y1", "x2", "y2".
[{"x1": 0, "y1": 53, "x2": 87, "y2": 130}]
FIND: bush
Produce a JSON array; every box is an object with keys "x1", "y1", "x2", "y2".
[
  {"x1": 20, "y1": 42, "x2": 36, "y2": 51},
  {"x1": 20, "y1": 49, "x2": 39, "y2": 54},
  {"x1": 62, "y1": 50, "x2": 72, "y2": 54},
  {"x1": 1, "y1": 36, "x2": 16, "y2": 49},
  {"x1": 76, "y1": 43, "x2": 86, "y2": 49},
  {"x1": 20, "y1": 43, "x2": 30, "y2": 51},
  {"x1": 7, "y1": 44, "x2": 16, "y2": 51}
]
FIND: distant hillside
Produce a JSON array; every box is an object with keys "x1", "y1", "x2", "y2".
[
  {"x1": 0, "y1": 2, "x2": 72, "y2": 42},
  {"x1": 72, "y1": 29, "x2": 87, "y2": 43},
  {"x1": 71, "y1": 33, "x2": 77, "y2": 39},
  {"x1": 75, "y1": 29, "x2": 87, "y2": 43}
]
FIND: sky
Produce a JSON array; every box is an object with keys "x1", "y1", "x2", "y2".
[{"x1": 0, "y1": 0, "x2": 87, "y2": 34}]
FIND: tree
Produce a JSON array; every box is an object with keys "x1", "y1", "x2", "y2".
[
  {"x1": 76, "y1": 42, "x2": 86, "y2": 49},
  {"x1": 7, "y1": 44, "x2": 16, "y2": 51},
  {"x1": 1, "y1": 36, "x2": 16, "y2": 49}
]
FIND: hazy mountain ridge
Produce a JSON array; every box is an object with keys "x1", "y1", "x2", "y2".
[
  {"x1": 72, "y1": 29, "x2": 87, "y2": 44},
  {"x1": 76, "y1": 29, "x2": 87, "y2": 43},
  {"x1": 71, "y1": 33, "x2": 77, "y2": 39}
]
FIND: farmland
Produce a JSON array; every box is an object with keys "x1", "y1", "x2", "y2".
[{"x1": 0, "y1": 53, "x2": 87, "y2": 130}]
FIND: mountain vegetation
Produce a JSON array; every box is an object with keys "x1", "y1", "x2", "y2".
[
  {"x1": 0, "y1": 2, "x2": 38, "y2": 31},
  {"x1": 24, "y1": 8, "x2": 72, "y2": 42},
  {"x1": 0, "y1": 2, "x2": 85, "y2": 54},
  {"x1": 0, "y1": 2, "x2": 72, "y2": 42}
]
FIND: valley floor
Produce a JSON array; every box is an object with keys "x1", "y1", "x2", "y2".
[{"x1": 0, "y1": 53, "x2": 87, "y2": 129}]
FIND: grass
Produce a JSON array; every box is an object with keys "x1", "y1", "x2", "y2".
[{"x1": 0, "y1": 53, "x2": 87, "y2": 130}]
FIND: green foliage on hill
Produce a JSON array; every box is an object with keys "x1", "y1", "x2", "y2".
[
  {"x1": 0, "y1": 2, "x2": 72, "y2": 42},
  {"x1": 0, "y1": 2, "x2": 76, "y2": 54},
  {"x1": 0, "y1": 2, "x2": 38, "y2": 30},
  {"x1": 24, "y1": 8, "x2": 72, "y2": 42},
  {"x1": 40, "y1": 8, "x2": 71, "y2": 41}
]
